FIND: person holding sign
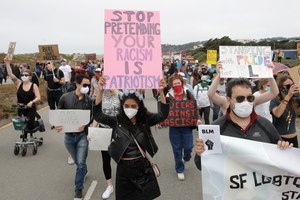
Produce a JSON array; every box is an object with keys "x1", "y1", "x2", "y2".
[
  {"x1": 54, "y1": 74, "x2": 94, "y2": 200},
  {"x1": 91, "y1": 88, "x2": 120, "y2": 199},
  {"x1": 270, "y1": 75, "x2": 300, "y2": 148},
  {"x1": 93, "y1": 76, "x2": 169, "y2": 200},
  {"x1": 43, "y1": 61, "x2": 65, "y2": 110},
  {"x1": 4, "y1": 57, "x2": 41, "y2": 130},
  {"x1": 194, "y1": 78, "x2": 293, "y2": 170},
  {"x1": 208, "y1": 62, "x2": 279, "y2": 116},
  {"x1": 166, "y1": 74, "x2": 199, "y2": 181}
]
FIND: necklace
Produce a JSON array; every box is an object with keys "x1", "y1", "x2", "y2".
[{"x1": 286, "y1": 110, "x2": 292, "y2": 131}]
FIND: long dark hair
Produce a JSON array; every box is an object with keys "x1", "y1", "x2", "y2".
[
  {"x1": 117, "y1": 92, "x2": 153, "y2": 135},
  {"x1": 277, "y1": 75, "x2": 297, "y2": 110}
]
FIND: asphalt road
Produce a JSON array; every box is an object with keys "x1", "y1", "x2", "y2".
[{"x1": 0, "y1": 90, "x2": 202, "y2": 200}]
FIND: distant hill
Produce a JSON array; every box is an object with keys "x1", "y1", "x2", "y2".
[
  {"x1": 162, "y1": 41, "x2": 206, "y2": 53},
  {"x1": 162, "y1": 36, "x2": 300, "y2": 53}
]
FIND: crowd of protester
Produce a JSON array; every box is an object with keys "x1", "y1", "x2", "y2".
[{"x1": 3, "y1": 55, "x2": 299, "y2": 200}]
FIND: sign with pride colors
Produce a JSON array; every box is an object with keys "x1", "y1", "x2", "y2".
[{"x1": 219, "y1": 46, "x2": 273, "y2": 78}]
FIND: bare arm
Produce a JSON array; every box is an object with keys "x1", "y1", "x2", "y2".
[
  {"x1": 254, "y1": 77, "x2": 279, "y2": 106},
  {"x1": 159, "y1": 78, "x2": 167, "y2": 104},
  {"x1": 95, "y1": 76, "x2": 105, "y2": 105},
  {"x1": 27, "y1": 84, "x2": 41, "y2": 108},
  {"x1": 272, "y1": 84, "x2": 299, "y2": 117},
  {"x1": 207, "y1": 71, "x2": 227, "y2": 109},
  {"x1": 4, "y1": 57, "x2": 21, "y2": 86}
]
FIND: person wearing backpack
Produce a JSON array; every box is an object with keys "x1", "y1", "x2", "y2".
[
  {"x1": 194, "y1": 75, "x2": 211, "y2": 124},
  {"x1": 44, "y1": 61, "x2": 65, "y2": 110}
]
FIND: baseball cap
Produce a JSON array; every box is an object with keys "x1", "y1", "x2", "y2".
[
  {"x1": 201, "y1": 75, "x2": 211, "y2": 82},
  {"x1": 95, "y1": 68, "x2": 102, "y2": 72}
]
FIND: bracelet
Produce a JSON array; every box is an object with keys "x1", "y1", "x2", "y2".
[
  {"x1": 283, "y1": 99, "x2": 289, "y2": 103},
  {"x1": 282, "y1": 100, "x2": 288, "y2": 105}
]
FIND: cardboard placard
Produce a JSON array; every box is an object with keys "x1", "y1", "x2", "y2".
[
  {"x1": 49, "y1": 110, "x2": 90, "y2": 132},
  {"x1": 160, "y1": 100, "x2": 198, "y2": 127},
  {"x1": 7, "y1": 42, "x2": 16, "y2": 61},
  {"x1": 88, "y1": 127, "x2": 112, "y2": 151},
  {"x1": 38, "y1": 44, "x2": 60, "y2": 61},
  {"x1": 104, "y1": 9, "x2": 162, "y2": 89},
  {"x1": 288, "y1": 65, "x2": 300, "y2": 88},
  {"x1": 219, "y1": 46, "x2": 273, "y2": 78},
  {"x1": 206, "y1": 50, "x2": 217, "y2": 65}
]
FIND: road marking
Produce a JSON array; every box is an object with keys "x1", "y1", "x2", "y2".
[{"x1": 84, "y1": 180, "x2": 98, "y2": 200}]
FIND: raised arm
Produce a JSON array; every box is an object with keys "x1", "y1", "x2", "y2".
[
  {"x1": 4, "y1": 57, "x2": 21, "y2": 86},
  {"x1": 207, "y1": 63, "x2": 227, "y2": 109},
  {"x1": 254, "y1": 77, "x2": 279, "y2": 106}
]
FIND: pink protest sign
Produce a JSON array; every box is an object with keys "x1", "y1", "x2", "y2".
[{"x1": 104, "y1": 9, "x2": 162, "y2": 89}]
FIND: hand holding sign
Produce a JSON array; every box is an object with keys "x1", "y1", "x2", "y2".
[{"x1": 7, "y1": 42, "x2": 16, "y2": 61}]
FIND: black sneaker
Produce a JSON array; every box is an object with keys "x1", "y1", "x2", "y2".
[{"x1": 74, "y1": 189, "x2": 82, "y2": 200}]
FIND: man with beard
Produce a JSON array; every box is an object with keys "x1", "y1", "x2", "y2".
[{"x1": 194, "y1": 78, "x2": 293, "y2": 170}]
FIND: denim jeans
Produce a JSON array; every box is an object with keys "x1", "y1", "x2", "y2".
[
  {"x1": 169, "y1": 127, "x2": 193, "y2": 173},
  {"x1": 64, "y1": 133, "x2": 88, "y2": 190}
]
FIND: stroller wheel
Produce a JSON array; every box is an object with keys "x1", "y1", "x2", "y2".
[
  {"x1": 38, "y1": 137, "x2": 43, "y2": 146},
  {"x1": 14, "y1": 145, "x2": 20, "y2": 156},
  {"x1": 21, "y1": 146, "x2": 27, "y2": 157},
  {"x1": 32, "y1": 145, "x2": 38, "y2": 155}
]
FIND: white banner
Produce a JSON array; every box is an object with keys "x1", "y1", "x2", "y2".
[
  {"x1": 219, "y1": 46, "x2": 273, "y2": 78},
  {"x1": 49, "y1": 110, "x2": 90, "y2": 132},
  {"x1": 202, "y1": 136, "x2": 300, "y2": 200}
]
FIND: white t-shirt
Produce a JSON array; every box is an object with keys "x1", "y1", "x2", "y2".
[
  {"x1": 59, "y1": 65, "x2": 72, "y2": 82},
  {"x1": 253, "y1": 91, "x2": 272, "y2": 122}
]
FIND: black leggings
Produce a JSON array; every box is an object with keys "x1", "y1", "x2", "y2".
[
  {"x1": 282, "y1": 135, "x2": 299, "y2": 148},
  {"x1": 101, "y1": 151, "x2": 112, "y2": 180}
]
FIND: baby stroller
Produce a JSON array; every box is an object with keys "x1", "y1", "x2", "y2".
[{"x1": 11, "y1": 103, "x2": 45, "y2": 157}]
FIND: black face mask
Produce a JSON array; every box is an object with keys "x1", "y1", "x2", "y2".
[{"x1": 281, "y1": 88, "x2": 289, "y2": 95}]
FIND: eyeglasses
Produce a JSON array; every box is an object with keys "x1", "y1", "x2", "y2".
[
  {"x1": 82, "y1": 83, "x2": 91, "y2": 88},
  {"x1": 233, "y1": 95, "x2": 255, "y2": 103},
  {"x1": 21, "y1": 74, "x2": 29, "y2": 77}
]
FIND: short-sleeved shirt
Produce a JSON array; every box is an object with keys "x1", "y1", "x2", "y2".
[
  {"x1": 59, "y1": 65, "x2": 72, "y2": 82},
  {"x1": 270, "y1": 98, "x2": 296, "y2": 135}
]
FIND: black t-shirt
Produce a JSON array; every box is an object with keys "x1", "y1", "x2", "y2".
[{"x1": 43, "y1": 68, "x2": 64, "y2": 89}]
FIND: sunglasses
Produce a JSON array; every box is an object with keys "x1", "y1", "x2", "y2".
[
  {"x1": 283, "y1": 84, "x2": 292, "y2": 90},
  {"x1": 82, "y1": 84, "x2": 91, "y2": 88},
  {"x1": 21, "y1": 74, "x2": 29, "y2": 77},
  {"x1": 233, "y1": 95, "x2": 255, "y2": 103}
]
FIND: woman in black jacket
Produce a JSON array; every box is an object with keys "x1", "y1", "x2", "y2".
[{"x1": 93, "y1": 77, "x2": 169, "y2": 200}]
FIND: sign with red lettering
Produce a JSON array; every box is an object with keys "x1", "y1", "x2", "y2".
[
  {"x1": 104, "y1": 9, "x2": 162, "y2": 89},
  {"x1": 160, "y1": 100, "x2": 198, "y2": 127}
]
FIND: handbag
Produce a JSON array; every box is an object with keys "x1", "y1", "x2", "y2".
[{"x1": 133, "y1": 137, "x2": 161, "y2": 177}]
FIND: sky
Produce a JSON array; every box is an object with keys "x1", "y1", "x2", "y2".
[{"x1": 0, "y1": 0, "x2": 299, "y2": 54}]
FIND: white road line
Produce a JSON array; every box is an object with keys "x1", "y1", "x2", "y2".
[{"x1": 84, "y1": 180, "x2": 98, "y2": 200}]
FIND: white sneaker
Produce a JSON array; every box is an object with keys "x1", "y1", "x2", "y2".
[
  {"x1": 102, "y1": 185, "x2": 114, "y2": 199},
  {"x1": 68, "y1": 156, "x2": 75, "y2": 165},
  {"x1": 177, "y1": 173, "x2": 185, "y2": 181}
]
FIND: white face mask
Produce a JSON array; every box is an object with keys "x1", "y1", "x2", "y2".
[
  {"x1": 232, "y1": 101, "x2": 253, "y2": 118},
  {"x1": 80, "y1": 87, "x2": 89, "y2": 94},
  {"x1": 123, "y1": 108, "x2": 138, "y2": 119},
  {"x1": 21, "y1": 76, "x2": 30, "y2": 82}
]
